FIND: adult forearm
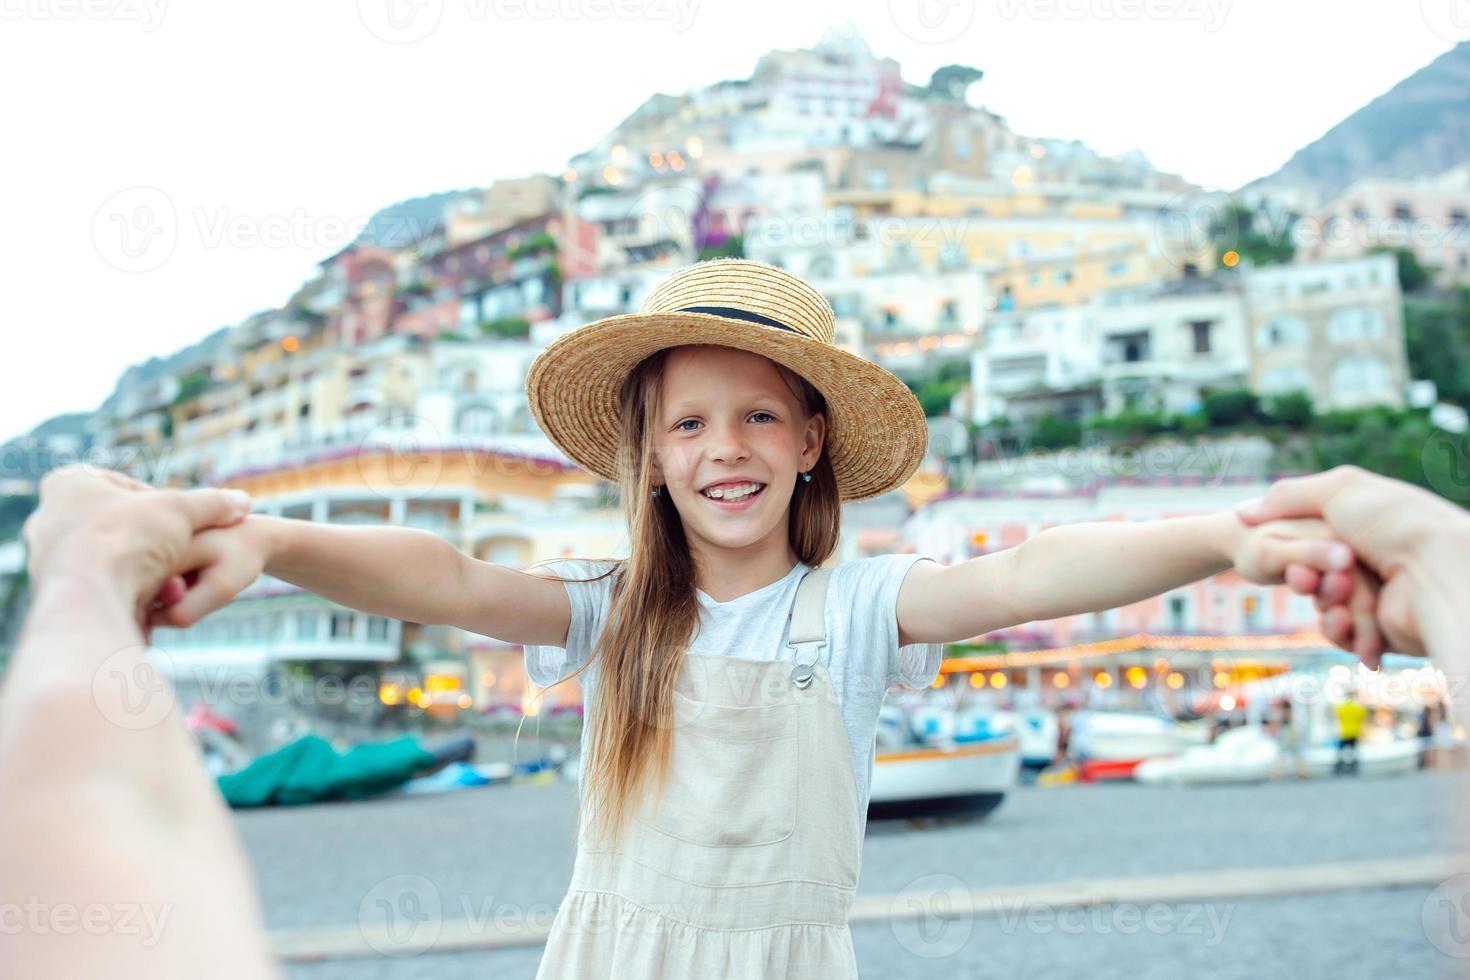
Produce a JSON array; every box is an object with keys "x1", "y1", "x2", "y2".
[
  {"x1": 1011, "y1": 512, "x2": 1240, "y2": 623},
  {"x1": 0, "y1": 572, "x2": 279, "y2": 978},
  {"x1": 252, "y1": 514, "x2": 466, "y2": 625}
]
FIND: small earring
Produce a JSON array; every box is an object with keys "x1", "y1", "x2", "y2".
[
  {"x1": 801, "y1": 471, "x2": 812, "y2": 483},
  {"x1": 651, "y1": 485, "x2": 662, "y2": 497}
]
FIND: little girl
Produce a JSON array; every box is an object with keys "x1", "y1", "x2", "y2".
[{"x1": 157, "y1": 258, "x2": 1370, "y2": 979}]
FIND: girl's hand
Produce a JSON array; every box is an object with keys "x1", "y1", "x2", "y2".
[
  {"x1": 1231, "y1": 516, "x2": 1386, "y2": 667},
  {"x1": 145, "y1": 516, "x2": 272, "y2": 632}
]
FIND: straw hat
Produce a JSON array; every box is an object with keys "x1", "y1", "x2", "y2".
[{"x1": 524, "y1": 258, "x2": 929, "y2": 502}]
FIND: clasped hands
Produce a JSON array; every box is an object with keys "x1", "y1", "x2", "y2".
[{"x1": 23, "y1": 464, "x2": 1451, "y2": 671}]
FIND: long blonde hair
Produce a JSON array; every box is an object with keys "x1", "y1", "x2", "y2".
[{"x1": 525, "y1": 346, "x2": 841, "y2": 847}]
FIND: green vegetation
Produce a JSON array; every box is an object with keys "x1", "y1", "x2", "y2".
[
  {"x1": 1211, "y1": 204, "x2": 1295, "y2": 267},
  {"x1": 508, "y1": 232, "x2": 558, "y2": 260},
  {"x1": 478, "y1": 317, "x2": 531, "y2": 339},
  {"x1": 171, "y1": 368, "x2": 209, "y2": 407},
  {"x1": 905, "y1": 360, "x2": 969, "y2": 418},
  {"x1": 965, "y1": 391, "x2": 1468, "y2": 504},
  {"x1": 1371, "y1": 245, "x2": 1433, "y2": 295},
  {"x1": 1404, "y1": 286, "x2": 1470, "y2": 411},
  {"x1": 698, "y1": 234, "x2": 744, "y2": 261}
]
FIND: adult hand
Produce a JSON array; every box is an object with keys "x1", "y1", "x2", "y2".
[
  {"x1": 1230, "y1": 515, "x2": 1384, "y2": 664},
  {"x1": 21, "y1": 465, "x2": 253, "y2": 637},
  {"x1": 1238, "y1": 465, "x2": 1468, "y2": 665}
]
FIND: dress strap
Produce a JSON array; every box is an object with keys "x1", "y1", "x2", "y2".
[{"x1": 786, "y1": 567, "x2": 833, "y2": 688}]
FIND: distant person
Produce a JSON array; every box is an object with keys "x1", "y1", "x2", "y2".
[{"x1": 1333, "y1": 694, "x2": 1369, "y2": 776}]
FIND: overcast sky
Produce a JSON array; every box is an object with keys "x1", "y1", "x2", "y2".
[{"x1": 2, "y1": 0, "x2": 1460, "y2": 443}]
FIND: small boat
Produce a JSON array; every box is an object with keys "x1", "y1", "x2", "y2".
[
  {"x1": 868, "y1": 704, "x2": 1021, "y2": 819},
  {"x1": 1134, "y1": 726, "x2": 1282, "y2": 786},
  {"x1": 869, "y1": 737, "x2": 1021, "y2": 819},
  {"x1": 1069, "y1": 710, "x2": 1213, "y2": 762}
]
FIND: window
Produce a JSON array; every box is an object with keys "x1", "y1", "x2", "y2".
[
  {"x1": 1451, "y1": 209, "x2": 1469, "y2": 227},
  {"x1": 1242, "y1": 593, "x2": 1262, "y2": 630},
  {"x1": 1107, "y1": 260, "x2": 1128, "y2": 277},
  {"x1": 330, "y1": 612, "x2": 355, "y2": 640},
  {"x1": 1393, "y1": 201, "x2": 1414, "y2": 221},
  {"x1": 1167, "y1": 595, "x2": 1188, "y2": 632},
  {"x1": 367, "y1": 617, "x2": 390, "y2": 641},
  {"x1": 1052, "y1": 269, "x2": 1073, "y2": 286},
  {"x1": 1259, "y1": 365, "x2": 1312, "y2": 395},
  {"x1": 295, "y1": 611, "x2": 319, "y2": 642},
  {"x1": 1257, "y1": 315, "x2": 1308, "y2": 349},
  {"x1": 1327, "y1": 307, "x2": 1385, "y2": 342},
  {"x1": 1330, "y1": 356, "x2": 1390, "y2": 399},
  {"x1": 1190, "y1": 320, "x2": 1213, "y2": 354},
  {"x1": 1106, "y1": 330, "x2": 1151, "y2": 364}
]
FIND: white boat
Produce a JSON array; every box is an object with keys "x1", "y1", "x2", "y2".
[
  {"x1": 1299, "y1": 737, "x2": 1422, "y2": 778},
  {"x1": 1134, "y1": 726, "x2": 1282, "y2": 786},
  {"x1": 1069, "y1": 710, "x2": 1213, "y2": 761},
  {"x1": 869, "y1": 704, "x2": 1021, "y2": 819},
  {"x1": 993, "y1": 708, "x2": 1060, "y2": 769}
]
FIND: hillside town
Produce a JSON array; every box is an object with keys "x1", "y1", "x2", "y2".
[{"x1": 3, "y1": 27, "x2": 1467, "y2": 730}]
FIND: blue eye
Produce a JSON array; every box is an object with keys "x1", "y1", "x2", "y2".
[
  {"x1": 676, "y1": 419, "x2": 700, "y2": 431},
  {"x1": 675, "y1": 412, "x2": 776, "y2": 431},
  {"x1": 751, "y1": 411, "x2": 776, "y2": 423}
]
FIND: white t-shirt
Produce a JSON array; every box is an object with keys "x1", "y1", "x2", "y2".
[{"x1": 523, "y1": 553, "x2": 945, "y2": 838}]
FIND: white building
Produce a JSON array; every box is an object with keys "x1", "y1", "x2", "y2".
[{"x1": 1241, "y1": 254, "x2": 1407, "y2": 410}]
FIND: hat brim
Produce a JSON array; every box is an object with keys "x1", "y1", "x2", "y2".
[{"x1": 524, "y1": 310, "x2": 930, "y2": 502}]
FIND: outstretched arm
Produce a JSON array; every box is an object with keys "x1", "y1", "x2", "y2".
[
  {"x1": 896, "y1": 512, "x2": 1355, "y2": 646},
  {"x1": 1, "y1": 466, "x2": 278, "y2": 979}
]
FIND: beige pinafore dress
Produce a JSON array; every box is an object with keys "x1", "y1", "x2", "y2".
[{"x1": 535, "y1": 567, "x2": 862, "y2": 979}]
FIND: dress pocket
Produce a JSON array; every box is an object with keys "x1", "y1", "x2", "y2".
[{"x1": 637, "y1": 691, "x2": 799, "y2": 847}]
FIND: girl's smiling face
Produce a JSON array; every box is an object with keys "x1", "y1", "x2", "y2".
[{"x1": 652, "y1": 345, "x2": 825, "y2": 553}]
